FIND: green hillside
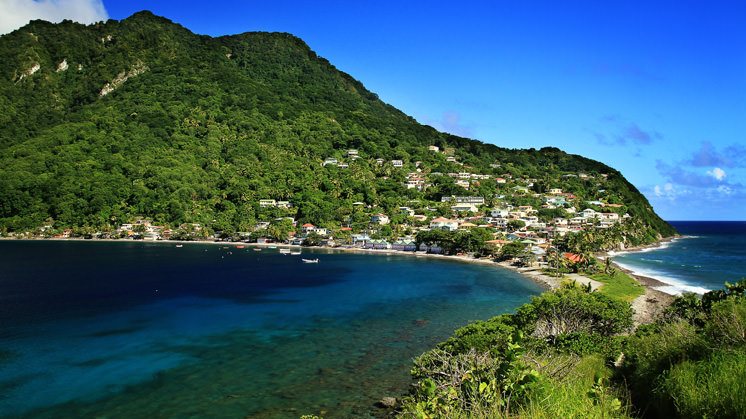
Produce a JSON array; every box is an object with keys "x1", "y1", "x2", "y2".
[{"x1": 0, "y1": 11, "x2": 675, "y2": 243}]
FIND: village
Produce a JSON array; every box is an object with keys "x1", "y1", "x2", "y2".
[{"x1": 14, "y1": 144, "x2": 632, "y2": 268}]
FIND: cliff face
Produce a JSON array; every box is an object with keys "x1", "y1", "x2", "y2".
[{"x1": 0, "y1": 11, "x2": 676, "y2": 240}]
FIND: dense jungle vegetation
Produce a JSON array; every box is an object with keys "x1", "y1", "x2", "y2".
[{"x1": 0, "y1": 11, "x2": 674, "y2": 242}]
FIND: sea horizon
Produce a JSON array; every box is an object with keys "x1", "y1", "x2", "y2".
[{"x1": 610, "y1": 220, "x2": 746, "y2": 295}]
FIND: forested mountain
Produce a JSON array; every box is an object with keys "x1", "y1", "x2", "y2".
[{"x1": 0, "y1": 11, "x2": 675, "y2": 241}]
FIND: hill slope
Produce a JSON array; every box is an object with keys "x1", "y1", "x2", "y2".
[{"x1": 0, "y1": 11, "x2": 676, "y2": 242}]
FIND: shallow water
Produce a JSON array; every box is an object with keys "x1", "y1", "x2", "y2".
[{"x1": 0, "y1": 241, "x2": 543, "y2": 418}]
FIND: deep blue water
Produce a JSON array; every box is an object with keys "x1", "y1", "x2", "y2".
[
  {"x1": 611, "y1": 221, "x2": 746, "y2": 295},
  {"x1": 0, "y1": 241, "x2": 543, "y2": 418}
]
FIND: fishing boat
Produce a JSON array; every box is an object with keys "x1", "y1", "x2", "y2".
[{"x1": 301, "y1": 258, "x2": 319, "y2": 263}]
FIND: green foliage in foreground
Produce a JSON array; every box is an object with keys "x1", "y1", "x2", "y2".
[
  {"x1": 399, "y1": 284, "x2": 634, "y2": 418},
  {"x1": 621, "y1": 279, "x2": 746, "y2": 418},
  {"x1": 398, "y1": 280, "x2": 746, "y2": 419}
]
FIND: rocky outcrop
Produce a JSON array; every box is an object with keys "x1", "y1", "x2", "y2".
[{"x1": 100, "y1": 59, "x2": 149, "y2": 96}]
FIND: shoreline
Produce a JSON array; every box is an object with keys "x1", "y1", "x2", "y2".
[{"x1": 4, "y1": 236, "x2": 671, "y2": 324}]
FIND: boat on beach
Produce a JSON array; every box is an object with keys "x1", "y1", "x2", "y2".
[{"x1": 301, "y1": 258, "x2": 319, "y2": 263}]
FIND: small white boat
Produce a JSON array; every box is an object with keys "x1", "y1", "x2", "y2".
[
  {"x1": 290, "y1": 251, "x2": 301, "y2": 255},
  {"x1": 301, "y1": 258, "x2": 319, "y2": 263},
  {"x1": 279, "y1": 248, "x2": 291, "y2": 254}
]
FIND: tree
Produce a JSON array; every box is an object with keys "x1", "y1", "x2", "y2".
[
  {"x1": 507, "y1": 220, "x2": 526, "y2": 232},
  {"x1": 498, "y1": 241, "x2": 526, "y2": 261},
  {"x1": 302, "y1": 231, "x2": 323, "y2": 246}
]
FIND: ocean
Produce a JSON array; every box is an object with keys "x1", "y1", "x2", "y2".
[
  {"x1": 610, "y1": 221, "x2": 746, "y2": 295},
  {"x1": 0, "y1": 241, "x2": 543, "y2": 418}
]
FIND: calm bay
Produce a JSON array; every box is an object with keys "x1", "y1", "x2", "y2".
[{"x1": 0, "y1": 240, "x2": 543, "y2": 418}]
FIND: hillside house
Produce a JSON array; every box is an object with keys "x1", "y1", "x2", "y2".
[
  {"x1": 371, "y1": 214, "x2": 390, "y2": 225},
  {"x1": 451, "y1": 203, "x2": 479, "y2": 213},
  {"x1": 259, "y1": 199, "x2": 276, "y2": 208},
  {"x1": 455, "y1": 180, "x2": 470, "y2": 189},
  {"x1": 430, "y1": 218, "x2": 459, "y2": 231}
]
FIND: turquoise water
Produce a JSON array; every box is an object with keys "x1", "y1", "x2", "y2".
[
  {"x1": 611, "y1": 221, "x2": 746, "y2": 295},
  {"x1": 0, "y1": 241, "x2": 543, "y2": 418}
]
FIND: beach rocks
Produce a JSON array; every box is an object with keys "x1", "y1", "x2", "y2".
[{"x1": 378, "y1": 397, "x2": 397, "y2": 408}]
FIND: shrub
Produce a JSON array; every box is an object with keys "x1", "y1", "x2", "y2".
[
  {"x1": 437, "y1": 314, "x2": 516, "y2": 355},
  {"x1": 515, "y1": 283, "x2": 634, "y2": 343},
  {"x1": 703, "y1": 296, "x2": 746, "y2": 348}
]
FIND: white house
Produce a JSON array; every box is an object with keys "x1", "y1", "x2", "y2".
[
  {"x1": 455, "y1": 180, "x2": 470, "y2": 189},
  {"x1": 451, "y1": 203, "x2": 478, "y2": 213},
  {"x1": 371, "y1": 214, "x2": 390, "y2": 225},
  {"x1": 581, "y1": 208, "x2": 599, "y2": 219},
  {"x1": 491, "y1": 208, "x2": 509, "y2": 218},
  {"x1": 259, "y1": 199, "x2": 276, "y2": 208},
  {"x1": 430, "y1": 218, "x2": 459, "y2": 231}
]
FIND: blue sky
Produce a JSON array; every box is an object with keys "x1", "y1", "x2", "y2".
[{"x1": 2, "y1": 1, "x2": 745, "y2": 221}]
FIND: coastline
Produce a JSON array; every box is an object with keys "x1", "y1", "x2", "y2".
[{"x1": 4, "y1": 236, "x2": 670, "y2": 325}]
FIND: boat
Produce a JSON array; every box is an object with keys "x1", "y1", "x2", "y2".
[
  {"x1": 236, "y1": 245, "x2": 244, "y2": 249},
  {"x1": 279, "y1": 248, "x2": 291, "y2": 254},
  {"x1": 253, "y1": 248, "x2": 262, "y2": 252},
  {"x1": 268, "y1": 246, "x2": 277, "y2": 249},
  {"x1": 301, "y1": 258, "x2": 319, "y2": 263},
  {"x1": 290, "y1": 251, "x2": 301, "y2": 255},
  {"x1": 175, "y1": 244, "x2": 183, "y2": 248}
]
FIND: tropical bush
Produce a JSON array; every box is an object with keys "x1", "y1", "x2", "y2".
[{"x1": 399, "y1": 280, "x2": 746, "y2": 419}]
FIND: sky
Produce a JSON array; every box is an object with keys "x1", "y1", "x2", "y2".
[{"x1": 2, "y1": 1, "x2": 745, "y2": 221}]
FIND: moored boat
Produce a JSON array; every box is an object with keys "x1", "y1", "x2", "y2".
[{"x1": 301, "y1": 258, "x2": 319, "y2": 263}]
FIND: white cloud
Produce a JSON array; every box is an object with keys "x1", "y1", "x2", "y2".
[
  {"x1": 717, "y1": 185, "x2": 732, "y2": 195},
  {"x1": 652, "y1": 182, "x2": 693, "y2": 201},
  {"x1": 0, "y1": 0, "x2": 108, "y2": 35},
  {"x1": 707, "y1": 167, "x2": 726, "y2": 181}
]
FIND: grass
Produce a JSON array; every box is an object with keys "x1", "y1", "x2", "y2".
[
  {"x1": 661, "y1": 349, "x2": 746, "y2": 418},
  {"x1": 589, "y1": 270, "x2": 644, "y2": 303}
]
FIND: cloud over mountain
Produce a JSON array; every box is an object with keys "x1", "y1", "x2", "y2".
[{"x1": 0, "y1": 0, "x2": 108, "y2": 35}]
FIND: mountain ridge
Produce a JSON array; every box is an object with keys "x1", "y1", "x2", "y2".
[{"x1": 0, "y1": 11, "x2": 676, "y2": 244}]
